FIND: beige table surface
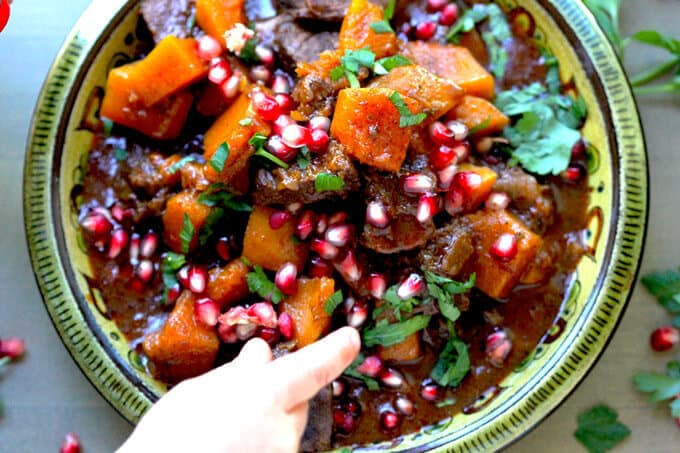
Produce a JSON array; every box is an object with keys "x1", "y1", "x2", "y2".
[{"x1": 2, "y1": 1, "x2": 680, "y2": 452}]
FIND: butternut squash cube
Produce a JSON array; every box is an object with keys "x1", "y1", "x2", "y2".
[
  {"x1": 338, "y1": 0, "x2": 397, "y2": 59},
  {"x1": 448, "y1": 95, "x2": 509, "y2": 136},
  {"x1": 206, "y1": 259, "x2": 250, "y2": 308},
  {"x1": 457, "y1": 163, "x2": 498, "y2": 211},
  {"x1": 378, "y1": 333, "x2": 422, "y2": 363},
  {"x1": 281, "y1": 277, "x2": 335, "y2": 348},
  {"x1": 196, "y1": 0, "x2": 247, "y2": 43},
  {"x1": 163, "y1": 190, "x2": 213, "y2": 254}
]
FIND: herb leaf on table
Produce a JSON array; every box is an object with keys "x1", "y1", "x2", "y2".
[
  {"x1": 574, "y1": 405, "x2": 631, "y2": 453},
  {"x1": 641, "y1": 268, "x2": 680, "y2": 327},
  {"x1": 633, "y1": 360, "x2": 680, "y2": 417}
]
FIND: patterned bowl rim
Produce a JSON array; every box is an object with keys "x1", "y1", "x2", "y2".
[{"x1": 23, "y1": 0, "x2": 648, "y2": 451}]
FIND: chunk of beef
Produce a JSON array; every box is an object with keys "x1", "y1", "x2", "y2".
[
  {"x1": 140, "y1": 0, "x2": 198, "y2": 44},
  {"x1": 292, "y1": 74, "x2": 336, "y2": 119},
  {"x1": 419, "y1": 218, "x2": 475, "y2": 279},
  {"x1": 299, "y1": 386, "x2": 333, "y2": 452},
  {"x1": 253, "y1": 140, "x2": 360, "y2": 205},
  {"x1": 275, "y1": 0, "x2": 391, "y2": 22}
]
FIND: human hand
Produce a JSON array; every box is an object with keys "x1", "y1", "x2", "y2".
[{"x1": 118, "y1": 326, "x2": 361, "y2": 453}]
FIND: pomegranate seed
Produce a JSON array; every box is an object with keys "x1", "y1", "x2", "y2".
[
  {"x1": 332, "y1": 380, "x2": 346, "y2": 397},
  {"x1": 325, "y1": 224, "x2": 352, "y2": 247},
  {"x1": 309, "y1": 128, "x2": 330, "y2": 153},
  {"x1": 220, "y1": 72, "x2": 242, "y2": 98},
  {"x1": 188, "y1": 265, "x2": 208, "y2": 293},
  {"x1": 308, "y1": 255, "x2": 334, "y2": 277},
  {"x1": 236, "y1": 323, "x2": 258, "y2": 341},
  {"x1": 571, "y1": 140, "x2": 586, "y2": 159},
  {"x1": 343, "y1": 296, "x2": 357, "y2": 315},
  {"x1": 255, "y1": 45, "x2": 274, "y2": 65},
  {"x1": 269, "y1": 210, "x2": 292, "y2": 229},
  {"x1": 108, "y1": 229, "x2": 129, "y2": 259},
  {"x1": 251, "y1": 65, "x2": 272, "y2": 82},
  {"x1": 490, "y1": 233, "x2": 518, "y2": 262},
  {"x1": 381, "y1": 411, "x2": 400, "y2": 430},
  {"x1": 197, "y1": 35, "x2": 222, "y2": 60},
  {"x1": 316, "y1": 214, "x2": 328, "y2": 235},
  {"x1": 266, "y1": 135, "x2": 297, "y2": 162},
  {"x1": 415, "y1": 21, "x2": 437, "y2": 40},
  {"x1": 366, "y1": 201, "x2": 390, "y2": 228},
  {"x1": 486, "y1": 330, "x2": 512, "y2": 367},
  {"x1": 485, "y1": 192, "x2": 511, "y2": 210},
  {"x1": 329, "y1": 212, "x2": 348, "y2": 226},
  {"x1": 454, "y1": 171, "x2": 483, "y2": 194},
  {"x1": 248, "y1": 302, "x2": 278, "y2": 327},
  {"x1": 0, "y1": 337, "x2": 25, "y2": 359},
  {"x1": 402, "y1": 174, "x2": 436, "y2": 194},
  {"x1": 177, "y1": 265, "x2": 190, "y2": 288},
  {"x1": 278, "y1": 311, "x2": 295, "y2": 340},
  {"x1": 344, "y1": 399, "x2": 361, "y2": 416},
  {"x1": 446, "y1": 120, "x2": 469, "y2": 141},
  {"x1": 136, "y1": 259, "x2": 154, "y2": 283},
  {"x1": 258, "y1": 327, "x2": 280, "y2": 344},
  {"x1": 429, "y1": 121, "x2": 456, "y2": 147},
  {"x1": 334, "y1": 409, "x2": 357, "y2": 433},
  {"x1": 216, "y1": 236, "x2": 232, "y2": 261},
  {"x1": 453, "y1": 141, "x2": 471, "y2": 162},
  {"x1": 194, "y1": 298, "x2": 220, "y2": 326},
  {"x1": 296, "y1": 210, "x2": 316, "y2": 240},
  {"x1": 417, "y1": 193, "x2": 439, "y2": 223},
  {"x1": 561, "y1": 164, "x2": 586, "y2": 183},
  {"x1": 309, "y1": 115, "x2": 331, "y2": 132},
  {"x1": 59, "y1": 432, "x2": 81, "y2": 453},
  {"x1": 368, "y1": 273, "x2": 387, "y2": 299},
  {"x1": 252, "y1": 91, "x2": 280, "y2": 121},
  {"x1": 140, "y1": 231, "x2": 158, "y2": 258},
  {"x1": 421, "y1": 382, "x2": 440, "y2": 401},
  {"x1": 281, "y1": 124, "x2": 311, "y2": 148},
  {"x1": 439, "y1": 3, "x2": 459, "y2": 25},
  {"x1": 166, "y1": 284, "x2": 181, "y2": 304},
  {"x1": 401, "y1": 23, "x2": 413, "y2": 36},
  {"x1": 130, "y1": 278, "x2": 146, "y2": 293},
  {"x1": 395, "y1": 396, "x2": 415, "y2": 416},
  {"x1": 275, "y1": 262, "x2": 298, "y2": 296},
  {"x1": 357, "y1": 355, "x2": 383, "y2": 377},
  {"x1": 275, "y1": 93, "x2": 295, "y2": 114},
  {"x1": 271, "y1": 74, "x2": 291, "y2": 94},
  {"x1": 427, "y1": 0, "x2": 448, "y2": 12},
  {"x1": 287, "y1": 202, "x2": 303, "y2": 214},
  {"x1": 379, "y1": 368, "x2": 405, "y2": 388},
  {"x1": 445, "y1": 187, "x2": 464, "y2": 216},
  {"x1": 397, "y1": 273, "x2": 425, "y2": 299},
  {"x1": 347, "y1": 302, "x2": 368, "y2": 328},
  {"x1": 111, "y1": 203, "x2": 132, "y2": 222},
  {"x1": 208, "y1": 58, "x2": 231, "y2": 84},
  {"x1": 437, "y1": 164, "x2": 458, "y2": 190},
  {"x1": 311, "y1": 239, "x2": 340, "y2": 260},
  {"x1": 129, "y1": 234, "x2": 140, "y2": 264},
  {"x1": 336, "y1": 250, "x2": 361, "y2": 282},
  {"x1": 650, "y1": 326, "x2": 680, "y2": 352},
  {"x1": 273, "y1": 114, "x2": 296, "y2": 136},
  {"x1": 80, "y1": 210, "x2": 112, "y2": 237},
  {"x1": 430, "y1": 145, "x2": 457, "y2": 170}
]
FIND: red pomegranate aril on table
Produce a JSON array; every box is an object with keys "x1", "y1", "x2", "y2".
[
  {"x1": 415, "y1": 21, "x2": 437, "y2": 41},
  {"x1": 281, "y1": 124, "x2": 311, "y2": 148},
  {"x1": 380, "y1": 411, "x2": 400, "y2": 430},
  {"x1": 271, "y1": 74, "x2": 291, "y2": 94},
  {"x1": 108, "y1": 229, "x2": 129, "y2": 259},
  {"x1": 59, "y1": 432, "x2": 81, "y2": 453},
  {"x1": 337, "y1": 250, "x2": 361, "y2": 282},
  {"x1": 366, "y1": 201, "x2": 390, "y2": 228},
  {"x1": 308, "y1": 128, "x2": 330, "y2": 152},
  {"x1": 402, "y1": 174, "x2": 435, "y2": 194},
  {"x1": 311, "y1": 238, "x2": 340, "y2": 260},
  {"x1": 216, "y1": 236, "x2": 232, "y2": 261},
  {"x1": 357, "y1": 355, "x2": 384, "y2": 377},
  {"x1": 426, "y1": 0, "x2": 448, "y2": 12},
  {"x1": 347, "y1": 302, "x2": 368, "y2": 328},
  {"x1": 275, "y1": 93, "x2": 295, "y2": 114},
  {"x1": 255, "y1": 45, "x2": 274, "y2": 65},
  {"x1": 368, "y1": 273, "x2": 387, "y2": 299},
  {"x1": 334, "y1": 409, "x2": 357, "y2": 433},
  {"x1": 421, "y1": 383, "x2": 440, "y2": 401},
  {"x1": 326, "y1": 224, "x2": 351, "y2": 247},
  {"x1": 194, "y1": 298, "x2": 220, "y2": 327},
  {"x1": 379, "y1": 368, "x2": 405, "y2": 388},
  {"x1": 296, "y1": 210, "x2": 316, "y2": 240},
  {"x1": 486, "y1": 330, "x2": 512, "y2": 367},
  {"x1": 490, "y1": 233, "x2": 518, "y2": 262},
  {"x1": 308, "y1": 255, "x2": 333, "y2": 278},
  {"x1": 140, "y1": 231, "x2": 158, "y2": 258},
  {"x1": 429, "y1": 121, "x2": 456, "y2": 147},
  {"x1": 269, "y1": 210, "x2": 292, "y2": 229},
  {"x1": 208, "y1": 58, "x2": 231, "y2": 84},
  {"x1": 309, "y1": 115, "x2": 331, "y2": 132},
  {"x1": 275, "y1": 262, "x2": 298, "y2": 296},
  {"x1": 332, "y1": 379, "x2": 346, "y2": 397},
  {"x1": 439, "y1": 3, "x2": 459, "y2": 25},
  {"x1": 273, "y1": 114, "x2": 296, "y2": 135},
  {"x1": 438, "y1": 164, "x2": 458, "y2": 190},
  {"x1": 444, "y1": 187, "x2": 464, "y2": 216},
  {"x1": 278, "y1": 311, "x2": 295, "y2": 340},
  {"x1": 136, "y1": 259, "x2": 154, "y2": 283},
  {"x1": 430, "y1": 145, "x2": 457, "y2": 170},
  {"x1": 197, "y1": 35, "x2": 222, "y2": 60},
  {"x1": 650, "y1": 326, "x2": 680, "y2": 352},
  {"x1": 417, "y1": 193, "x2": 439, "y2": 223},
  {"x1": 0, "y1": 337, "x2": 25, "y2": 359},
  {"x1": 454, "y1": 171, "x2": 482, "y2": 194},
  {"x1": 252, "y1": 91, "x2": 281, "y2": 122},
  {"x1": 397, "y1": 273, "x2": 426, "y2": 299},
  {"x1": 485, "y1": 192, "x2": 511, "y2": 210},
  {"x1": 188, "y1": 265, "x2": 208, "y2": 293},
  {"x1": 220, "y1": 72, "x2": 242, "y2": 99}
]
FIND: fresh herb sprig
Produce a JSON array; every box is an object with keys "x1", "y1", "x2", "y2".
[
  {"x1": 160, "y1": 252, "x2": 186, "y2": 304},
  {"x1": 430, "y1": 336, "x2": 470, "y2": 387},
  {"x1": 369, "y1": 0, "x2": 396, "y2": 34},
  {"x1": 363, "y1": 315, "x2": 432, "y2": 347},
  {"x1": 574, "y1": 405, "x2": 631, "y2": 453},
  {"x1": 247, "y1": 265, "x2": 285, "y2": 304},
  {"x1": 641, "y1": 268, "x2": 680, "y2": 327},
  {"x1": 388, "y1": 91, "x2": 428, "y2": 128},
  {"x1": 633, "y1": 360, "x2": 680, "y2": 418},
  {"x1": 249, "y1": 133, "x2": 289, "y2": 169},
  {"x1": 330, "y1": 49, "x2": 413, "y2": 88}
]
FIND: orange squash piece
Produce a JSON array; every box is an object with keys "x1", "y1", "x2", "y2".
[
  {"x1": 206, "y1": 259, "x2": 250, "y2": 308},
  {"x1": 404, "y1": 42, "x2": 495, "y2": 99},
  {"x1": 296, "y1": 50, "x2": 342, "y2": 79},
  {"x1": 467, "y1": 209, "x2": 543, "y2": 299},
  {"x1": 196, "y1": 0, "x2": 247, "y2": 43},
  {"x1": 331, "y1": 88, "x2": 420, "y2": 172},
  {"x1": 378, "y1": 333, "x2": 422, "y2": 363},
  {"x1": 143, "y1": 292, "x2": 219, "y2": 383},
  {"x1": 456, "y1": 163, "x2": 498, "y2": 211},
  {"x1": 162, "y1": 190, "x2": 213, "y2": 254},
  {"x1": 338, "y1": 0, "x2": 398, "y2": 59},
  {"x1": 242, "y1": 205, "x2": 310, "y2": 271},
  {"x1": 448, "y1": 95, "x2": 509, "y2": 136},
  {"x1": 280, "y1": 277, "x2": 335, "y2": 348}
]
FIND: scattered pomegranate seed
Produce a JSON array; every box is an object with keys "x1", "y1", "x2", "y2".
[
  {"x1": 216, "y1": 236, "x2": 232, "y2": 261},
  {"x1": 650, "y1": 326, "x2": 680, "y2": 352},
  {"x1": 59, "y1": 432, "x2": 81, "y2": 453},
  {"x1": 357, "y1": 355, "x2": 384, "y2": 377},
  {"x1": 0, "y1": 337, "x2": 25, "y2": 359},
  {"x1": 329, "y1": 212, "x2": 348, "y2": 226},
  {"x1": 309, "y1": 128, "x2": 330, "y2": 153},
  {"x1": 251, "y1": 65, "x2": 272, "y2": 82},
  {"x1": 397, "y1": 273, "x2": 425, "y2": 299},
  {"x1": 368, "y1": 273, "x2": 387, "y2": 299},
  {"x1": 561, "y1": 164, "x2": 586, "y2": 183},
  {"x1": 316, "y1": 214, "x2": 328, "y2": 235},
  {"x1": 395, "y1": 396, "x2": 415, "y2": 416},
  {"x1": 166, "y1": 284, "x2": 181, "y2": 304},
  {"x1": 429, "y1": 121, "x2": 456, "y2": 147},
  {"x1": 281, "y1": 124, "x2": 311, "y2": 148},
  {"x1": 347, "y1": 301, "x2": 368, "y2": 328},
  {"x1": 438, "y1": 164, "x2": 458, "y2": 190},
  {"x1": 417, "y1": 193, "x2": 439, "y2": 223},
  {"x1": 248, "y1": 302, "x2": 278, "y2": 327},
  {"x1": 427, "y1": 0, "x2": 448, "y2": 12},
  {"x1": 108, "y1": 229, "x2": 129, "y2": 259},
  {"x1": 453, "y1": 141, "x2": 471, "y2": 163},
  {"x1": 188, "y1": 265, "x2": 208, "y2": 293},
  {"x1": 208, "y1": 58, "x2": 231, "y2": 84},
  {"x1": 111, "y1": 203, "x2": 133, "y2": 222},
  {"x1": 129, "y1": 278, "x2": 145, "y2": 293},
  {"x1": 336, "y1": 250, "x2": 361, "y2": 282},
  {"x1": 309, "y1": 115, "x2": 331, "y2": 132},
  {"x1": 275, "y1": 262, "x2": 298, "y2": 296},
  {"x1": 136, "y1": 259, "x2": 154, "y2": 283},
  {"x1": 271, "y1": 74, "x2": 291, "y2": 94},
  {"x1": 257, "y1": 327, "x2": 280, "y2": 344},
  {"x1": 485, "y1": 192, "x2": 511, "y2": 210},
  {"x1": 80, "y1": 210, "x2": 112, "y2": 237},
  {"x1": 439, "y1": 3, "x2": 459, "y2": 25},
  {"x1": 490, "y1": 233, "x2": 518, "y2": 262},
  {"x1": 275, "y1": 93, "x2": 295, "y2": 114},
  {"x1": 219, "y1": 72, "x2": 242, "y2": 99},
  {"x1": 194, "y1": 298, "x2": 220, "y2": 326},
  {"x1": 344, "y1": 399, "x2": 361, "y2": 416},
  {"x1": 381, "y1": 411, "x2": 400, "y2": 430},
  {"x1": 421, "y1": 382, "x2": 440, "y2": 401},
  {"x1": 255, "y1": 45, "x2": 274, "y2": 65},
  {"x1": 278, "y1": 311, "x2": 295, "y2": 340},
  {"x1": 140, "y1": 232, "x2": 158, "y2": 258},
  {"x1": 197, "y1": 35, "x2": 222, "y2": 60},
  {"x1": 252, "y1": 91, "x2": 281, "y2": 122},
  {"x1": 379, "y1": 368, "x2": 405, "y2": 388},
  {"x1": 454, "y1": 171, "x2": 483, "y2": 194},
  {"x1": 571, "y1": 140, "x2": 586, "y2": 159},
  {"x1": 129, "y1": 234, "x2": 140, "y2": 265},
  {"x1": 266, "y1": 135, "x2": 297, "y2": 162},
  {"x1": 273, "y1": 114, "x2": 296, "y2": 136},
  {"x1": 326, "y1": 224, "x2": 352, "y2": 247},
  {"x1": 177, "y1": 264, "x2": 190, "y2": 288},
  {"x1": 308, "y1": 255, "x2": 334, "y2": 278},
  {"x1": 486, "y1": 330, "x2": 512, "y2": 367},
  {"x1": 311, "y1": 238, "x2": 340, "y2": 260},
  {"x1": 334, "y1": 409, "x2": 357, "y2": 433},
  {"x1": 415, "y1": 21, "x2": 437, "y2": 40},
  {"x1": 332, "y1": 380, "x2": 346, "y2": 397},
  {"x1": 269, "y1": 210, "x2": 292, "y2": 230},
  {"x1": 402, "y1": 174, "x2": 436, "y2": 194},
  {"x1": 296, "y1": 211, "x2": 316, "y2": 240},
  {"x1": 445, "y1": 187, "x2": 464, "y2": 216},
  {"x1": 446, "y1": 120, "x2": 468, "y2": 141},
  {"x1": 430, "y1": 145, "x2": 457, "y2": 170},
  {"x1": 366, "y1": 201, "x2": 390, "y2": 228}
]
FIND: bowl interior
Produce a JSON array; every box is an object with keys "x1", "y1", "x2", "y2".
[{"x1": 24, "y1": 0, "x2": 647, "y2": 451}]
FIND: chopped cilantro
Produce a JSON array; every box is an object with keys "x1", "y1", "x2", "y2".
[
  {"x1": 197, "y1": 184, "x2": 252, "y2": 212},
  {"x1": 249, "y1": 132, "x2": 289, "y2": 169},
  {"x1": 370, "y1": 0, "x2": 396, "y2": 34},
  {"x1": 199, "y1": 207, "x2": 225, "y2": 246},
  {"x1": 641, "y1": 268, "x2": 680, "y2": 326},
  {"x1": 239, "y1": 118, "x2": 253, "y2": 126},
  {"x1": 373, "y1": 285, "x2": 420, "y2": 321},
  {"x1": 101, "y1": 117, "x2": 114, "y2": 136},
  {"x1": 373, "y1": 55, "x2": 412, "y2": 75},
  {"x1": 209, "y1": 142, "x2": 230, "y2": 173},
  {"x1": 388, "y1": 91, "x2": 427, "y2": 128},
  {"x1": 113, "y1": 148, "x2": 128, "y2": 161},
  {"x1": 161, "y1": 252, "x2": 186, "y2": 304},
  {"x1": 363, "y1": 315, "x2": 431, "y2": 347},
  {"x1": 543, "y1": 52, "x2": 562, "y2": 94},
  {"x1": 343, "y1": 354, "x2": 380, "y2": 391},
  {"x1": 314, "y1": 173, "x2": 345, "y2": 193},
  {"x1": 481, "y1": 4, "x2": 512, "y2": 79},
  {"x1": 435, "y1": 398, "x2": 457, "y2": 408},
  {"x1": 634, "y1": 361, "x2": 680, "y2": 419},
  {"x1": 424, "y1": 271, "x2": 475, "y2": 323},
  {"x1": 179, "y1": 213, "x2": 195, "y2": 254},
  {"x1": 248, "y1": 132, "x2": 268, "y2": 149},
  {"x1": 430, "y1": 337, "x2": 470, "y2": 387},
  {"x1": 574, "y1": 405, "x2": 631, "y2": 453},
  {"x1": 247, "y1": 265, "x2": 285, "y2": 304},
  {"x1": 296, "y1": 146, "x2": 311, "y2": 169},
  {"x1": 167, "y1": 155, "x2": 197, "y2": 175},
  {"x1": 446, "y1": 4, "x2": 491, "y2": 43},
  {"x1": 330, "y1": 48, "x2": 376, "y2": 88},
  {"x1": 324, "y1": 290, "x2": 344, "y2": 315},
  {"x1": 238, "y1": 38, "x2": 259, "y2": 64}
]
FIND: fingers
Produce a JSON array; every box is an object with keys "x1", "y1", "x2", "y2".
[
  {"x1": 270, "y1": 327, "x2": 361, "y2": 410},
  {"x1": 236, "y1": 337, "x2": 273, "y2": 366}
]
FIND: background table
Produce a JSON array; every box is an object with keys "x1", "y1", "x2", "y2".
[{"x1": 2, "y1": 1, "x2": 680, "y2": 451}]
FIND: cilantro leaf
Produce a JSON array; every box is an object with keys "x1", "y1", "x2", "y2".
[
  {"x1": 296, "y1": 146, "x2": 311, "y2": 169},
  {"x1": 424, "y1": 271, "x2": 475, "y2": 323},
  {"x1": 343, "y1": 354, "x2": 380, "y2": 391},
  {"x1": 388, "y1": 91, "x2": 427, "y2": 127},
  {"x1": 209, "y1": 142, "x2": 230, "y2": 173},
  {"x1": 583, "y1": 0, "x2": 622, "y2": 55},
  {"x1": 238, "y1": 38, "x2": 259, "y2": 64},
  {"x1": 101, "y1": 117, "x2": 114, "y2": 136},
  {"x1": 641, "y1": 268, "x2": 680, "y2": 319},
  {"x1": 113, "y1": 148, "x2": 128, "y2": 161},
  {"x1": 480, "y1": 4, "x2": 511, "y2": 79},
  {"x1": 430, "y1": 337, "x2": 470, "y2": 387},
  {"x1": 161, "y1": 252, "x2": 186, "y2": 304},
  {"x1": 373, "y1": 55, "x2": 412, "y2": 75},
  {"x1": 197, "y1": 184, "x2": 252, "y2": 212},
  {"x1": 249, "y1": 132, "x2": 290, "y2": 169},
  {"x1": 467, "y1": 117, "x2": 491, "y2": 135},
  {"x1": 363, "y1": 315, "x2": 431, "y2": 347},
  {"x1": 373, "y1": 285, "x2": 420, "y2": 321},
  {"x1": 634, "y1": 361, "x2": 680, "y2": 418},
  {"x1": 199, "y1": 207, "x2": 225, "y2": 246},
  {"x1": 574, "y1": 405, "x2": 631, "y2": 453},
  {"x1": 179, "y1": 213, "x2": 195, "y2": 254},
  {"x1": 315, "y1": 173, "x2": 345, "y2": 192},
  {"x1": 324, "y1": 290, "x2": 344, "y2": 315},
  {"x1": 446, "y1": 4, "x2": 491, "y2": 43},
  {"x1": 330, "y1": 48, "x2": 376, "y2": 88},
  {"x1": 248, "y1": 132, "x2": 268, "y2": 149},
  {"x1": 167, "y1": 155, "x2": 197, "y2": 175},
  {"x1": 625, "y1": 30, "x2": 680, "y2": 92},
  {"x1": 247, "y1": 265, "x2": 285, "y2": 304},
  {"x1": 370, "y1": 20, "x2": 393, "y2": 34}
]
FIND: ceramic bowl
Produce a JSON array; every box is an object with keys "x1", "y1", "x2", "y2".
[{"x1": 24, "y1": 0, "x2": 648, "y2": 450}]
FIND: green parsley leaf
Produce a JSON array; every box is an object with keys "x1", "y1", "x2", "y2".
[
  {"x1": 254, "y1": 148, "x2": 290, "y2": 169},
  {"x1": 343, "y1": 353, "x2": 381, "y2": 391},
  {"x1": 101, "y1": 117, "x2": 114, "y2": 136},
  {"x1": 363, "y1": 315, "x2": 431, "y2": 347},
  {"x1": 209, "y1": 142, "x2": 230, "y2": 173},
  {"x1": 480, "y1": 4, "x2": 512, "y2": 79},
  {"x1": 239, "y1": 118, "x2": 253, "y2": 126},
  {"x1": 248, "y1": 132, "x2": 269, "y2": 149},
  {"x1": 574, "y1": 405, "x2": 631, "y2": 453},
  {"x1": 161, "y1": 252, "x2": 186, "y2": 304},
  {"x1": 199, "y1": 207, "x2": 225, "y2": 246},
  {"x1": 238, "y1": 38, "x2": 259, "y2": 64},
  {"x1": 324, "y1": 290, "x2": 344, "y2": 315},
  {"x1": 373, "y1": 55, "x2": 412, "y2": 75},
  {"x1": 446, "y1": 4, "x2": 491, "y2": 43},
  {"x1": 641, "y1": 268, "x2": 680, "y2": 322},
  {"x1": 314, "y1": 173, "x2": 345, "y2": 193},
  {"x1": 634, "y1": 365, "x2": 680, "y2": 404},
  {"x1": 167, "y1": 155, "x2": 197, "y2": 175},
  {"x1": 383, "y1": 0, "x2": 396, "y2": 20},
  {"x1": 373, "y1": 285, "x2": 420, "y2": 321},
  {"x1": 247, "y1": 265, "x2": 285, "y2": 304},
  {"x1": 370, "y1": 20, "x2": 393, "y2": 34},
  {"x1": 179, "y1": 213, "x2": 195, "y2": 254},
  {"x1": 583, "y1": 0, "x2": 623, "y2": 55},
  {"x1": 330, "y1": 48, "x2": 377, "y2": 88},
  {"x1": 430, "y1": 337, "x2": 470, "y2": 387},
  {"x1": 388, "y1": 91, "x2": 428, "y2": 128},
  {"x1": 296, "y1": 146, "x2": 311, "y2": 169},
  {"x1": 113, "y1": 148, "x2": 128, "y2": 161}
]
